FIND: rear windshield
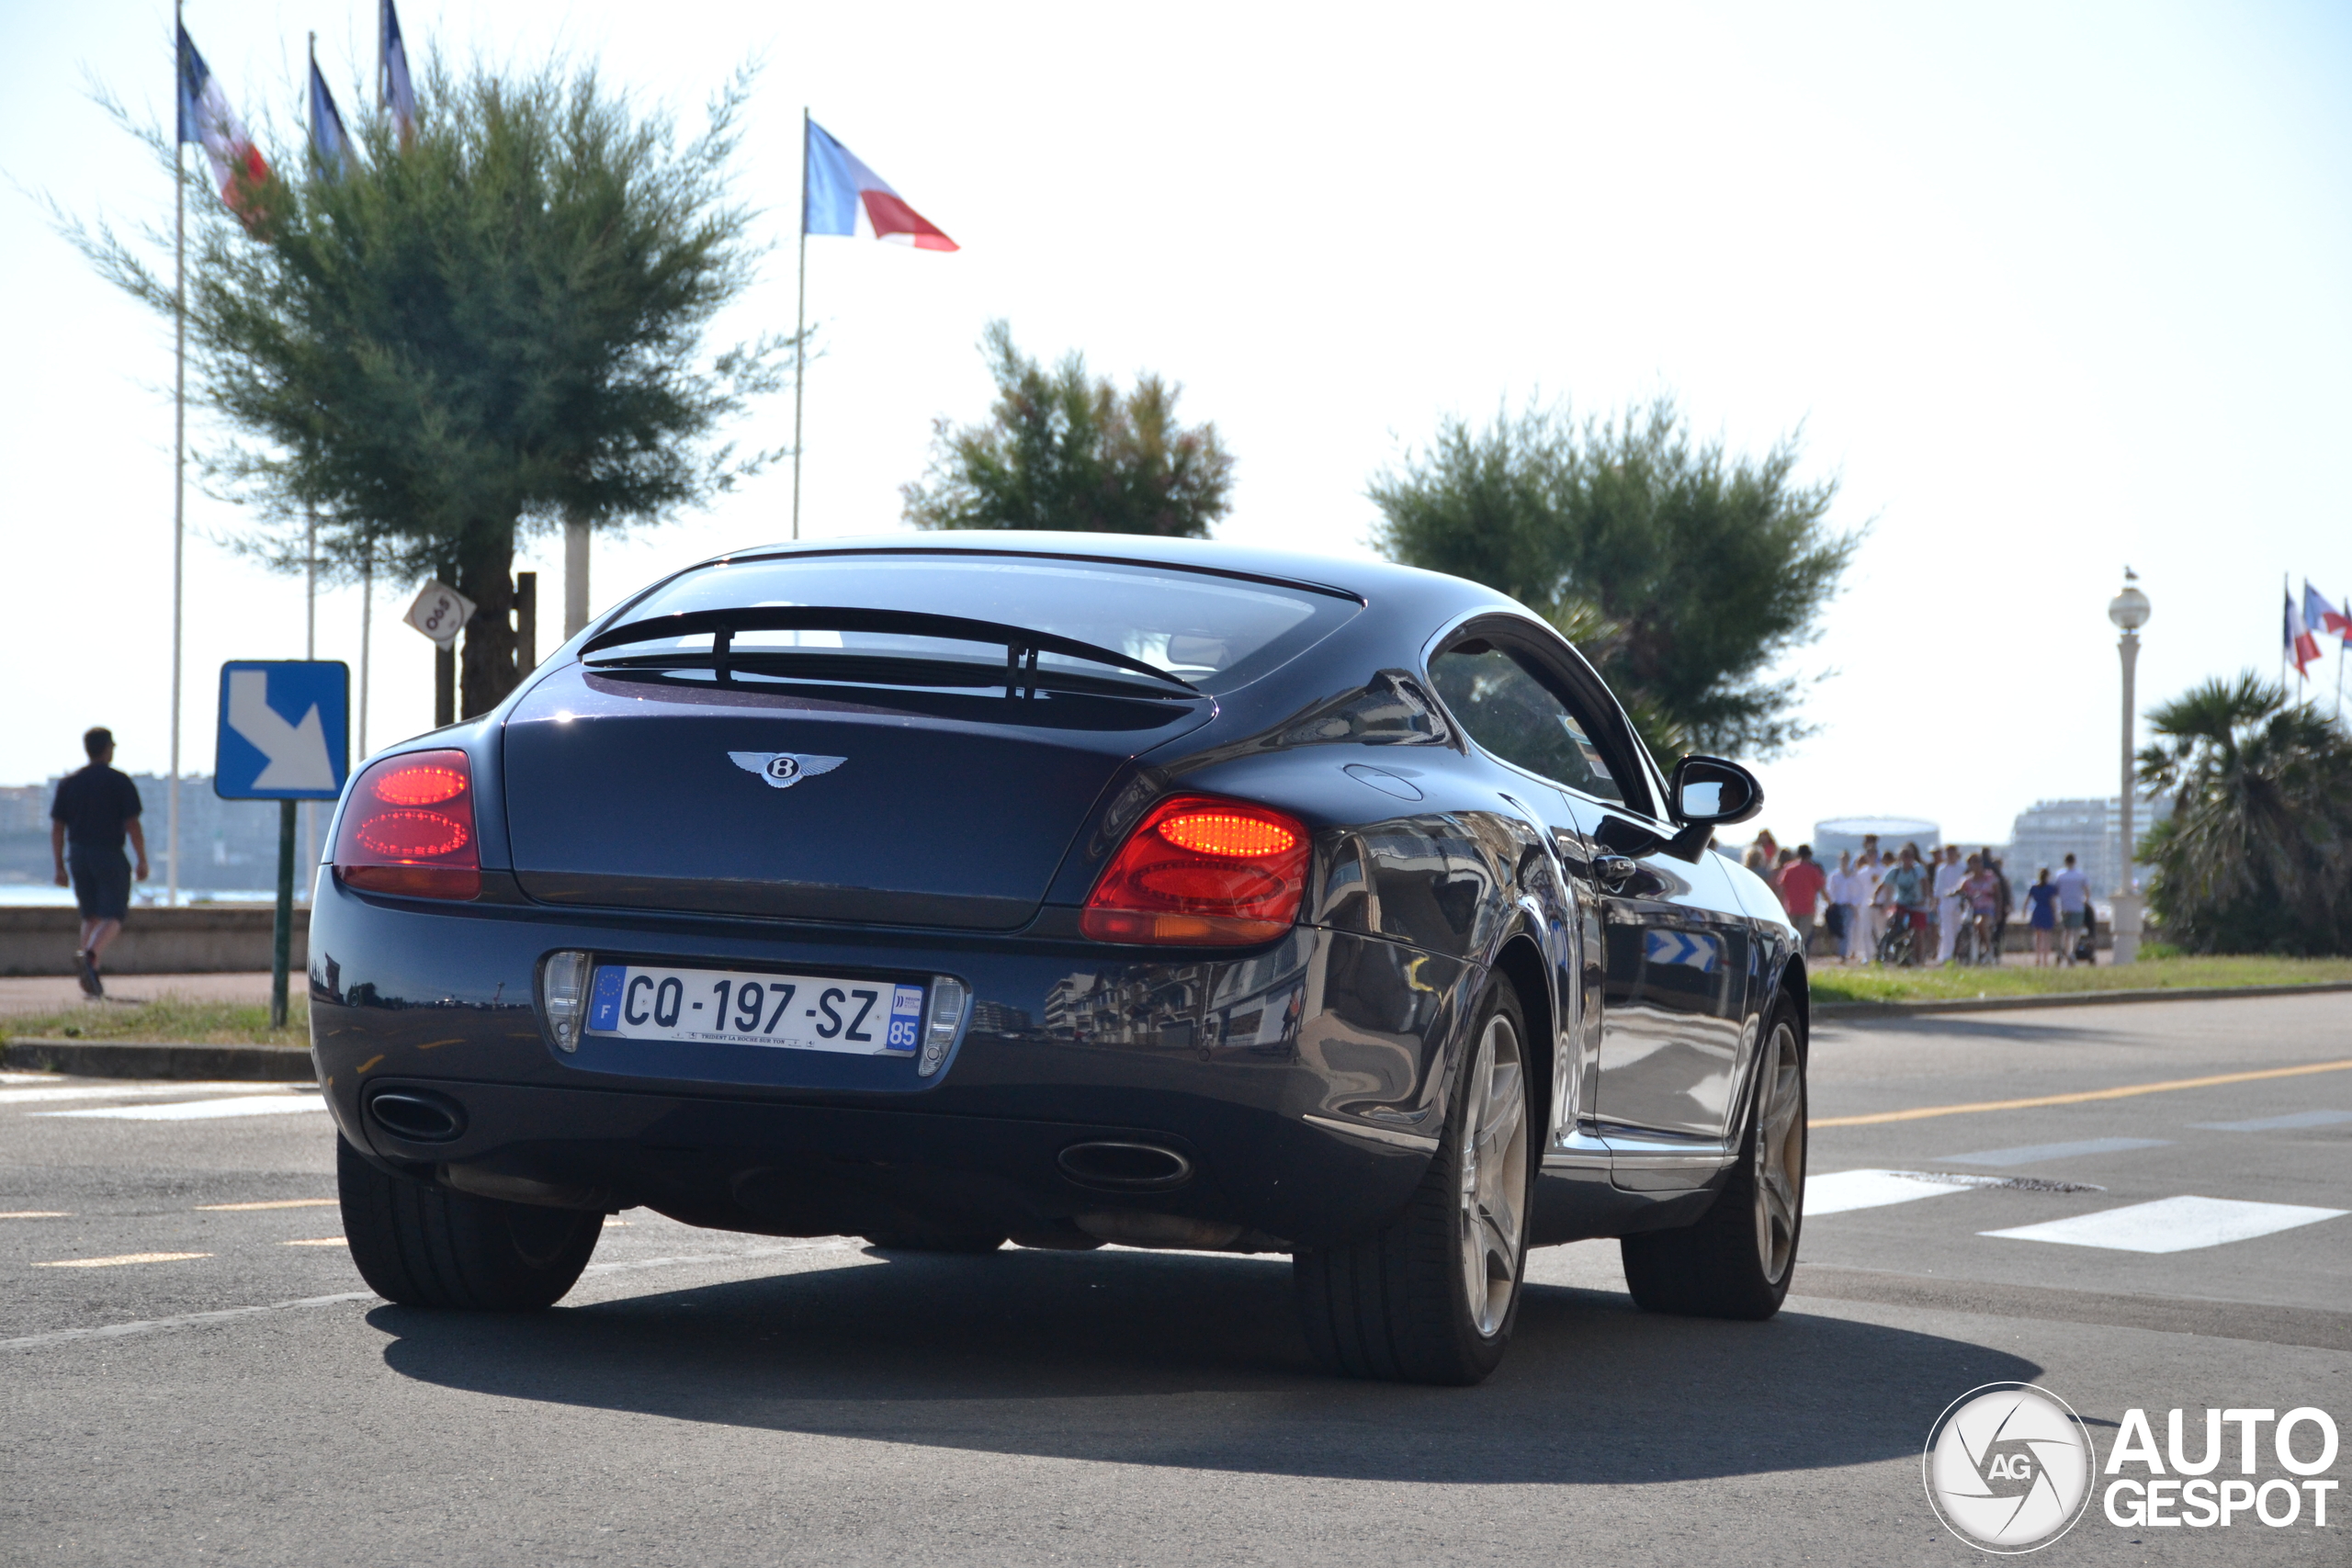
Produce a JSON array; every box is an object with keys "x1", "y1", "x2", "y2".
[{"x1": 606, "y1": 552, "x2": 1361, "y2": 694}]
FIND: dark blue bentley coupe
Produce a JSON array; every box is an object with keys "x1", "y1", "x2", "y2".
[{"x1": 313, "y1": 533, "x2": 1806, "y2": 1385}]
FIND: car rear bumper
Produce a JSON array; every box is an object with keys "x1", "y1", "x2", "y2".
[{"x1": 307, "y1": 873, "x2": 1473, "y2": 1247}]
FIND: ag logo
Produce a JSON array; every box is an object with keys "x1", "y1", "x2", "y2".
[
  {"x1": 1925, "y1": 1382, "x2": 2096, "y2": 1553},
  {"x1": 728, "y1": 751, "x2": 846, "y2": 791}
]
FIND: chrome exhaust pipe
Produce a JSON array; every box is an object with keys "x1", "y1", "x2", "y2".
[{"x1": 1056, "y1": 1140, "x2": 1193, "y2": 1190}]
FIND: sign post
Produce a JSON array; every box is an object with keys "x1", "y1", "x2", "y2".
[{"x1": 215, "y1": 661, "x2": 351, "y2": 1029}]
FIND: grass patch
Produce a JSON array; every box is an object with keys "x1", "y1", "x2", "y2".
[
  {"x1": 0, "y1": 993, "x2": 310, "y2": 1048},
  {"x1": 1809, "y1": 954, "x2": 2352, "y2": 1006}
]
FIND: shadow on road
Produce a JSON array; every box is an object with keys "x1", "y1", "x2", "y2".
[{"x1": 371, "y1": 1245, "x2": 2036, "y2": 1483}]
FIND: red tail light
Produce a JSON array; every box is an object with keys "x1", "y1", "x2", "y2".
[
  {"x1": 333, "y1": 750, "x2": 481, "y2": 900},
  {"x1": 1081, "y1": 795, "x2": 1310, "y2": 945}
]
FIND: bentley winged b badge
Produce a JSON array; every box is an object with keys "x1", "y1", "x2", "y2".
[{"x1": 729, "y1": 751, "x2": 847, "y2": 790}]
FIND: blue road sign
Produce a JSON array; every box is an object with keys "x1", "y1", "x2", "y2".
[{"x1": 215, "y1": 660, "x2": 351, "y2": 801}]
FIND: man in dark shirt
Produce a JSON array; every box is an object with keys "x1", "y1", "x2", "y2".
[{"x1": 50, "y1": 728, "x2": 148, "y2": 998}]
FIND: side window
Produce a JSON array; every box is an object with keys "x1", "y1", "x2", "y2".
[{"x1": 1429, "y1": 641, "x2": 1626, "y2": 804}]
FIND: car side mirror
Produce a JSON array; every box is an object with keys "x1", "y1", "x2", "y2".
[{"x1": 1668, "y1": 755, "x2": 1763, "y2": 827}]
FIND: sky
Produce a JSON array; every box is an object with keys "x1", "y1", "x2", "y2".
[{"x1": 5, "y1": 0, "x2": 2350, "y2": 852}]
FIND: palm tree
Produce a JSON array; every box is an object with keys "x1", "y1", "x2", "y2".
[{"x1": 2137, "y1": 673, "x2": 2352, "y2": 953}]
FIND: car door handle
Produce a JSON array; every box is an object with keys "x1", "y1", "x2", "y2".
[{"x1": 1595, "y1": 854, "x2": 1638, "y2": 890}]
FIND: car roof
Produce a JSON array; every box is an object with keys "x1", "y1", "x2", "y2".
[{"x1": 695, "y1": 532, "x2": 1525, "y2": 619}]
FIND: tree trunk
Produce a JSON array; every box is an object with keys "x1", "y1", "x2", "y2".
[{"x1": 457, "y1": 528, "x2": 519, "y2": 719}]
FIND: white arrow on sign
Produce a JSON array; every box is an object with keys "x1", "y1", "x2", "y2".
[{"x1": 227, "y1": 670, "x2": 338, "y2": 791}]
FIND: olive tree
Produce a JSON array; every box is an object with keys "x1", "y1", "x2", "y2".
[{"x1": 63, "y1": 56, "x2": 786, "y2": 716}]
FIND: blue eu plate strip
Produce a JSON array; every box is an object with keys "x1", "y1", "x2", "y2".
[{"x1": 589, "y1": 964, "x2": 627, "y2": 1032}]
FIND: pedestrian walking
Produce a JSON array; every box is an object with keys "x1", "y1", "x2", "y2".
[
  {"x1": 2024, "y1": 867, "x2": 2061, "y2": 966},
  {"x1": 1933, "y1": 843, "x2": 1968, "y2": 964},
  {"x1": 1854, "y1": 846, "x2": 1886, "y2": 963},
  {"x1": 1981, "y1": 846, "x2": 2010, "y2": 954},
  {"x1": 49, "y1": 728, "x2": 148, "y2": 998},
  {"x1": 1823, "y1": 852, "x2": 1853, "y2": 963},
  {"x1": 1775, "y1": 844, "x2": 1827, "y2": 955},
  {"x1": 2052, "y1": 853, "x2": 2093, "y2": 965}
]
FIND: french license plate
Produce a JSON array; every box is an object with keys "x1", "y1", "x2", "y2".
[{"x1": 584, "y1": 964, "x2": 924, "y2": 1055}]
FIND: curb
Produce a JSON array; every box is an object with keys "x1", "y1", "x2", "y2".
[
  {"x1": 0, "y1": 1039, "x2": 316, "y2": 1082},
  {"x1": 6, "y1": 980, "x2": 2347, "y2": 1068},
  {"x1": 1812, "y1": 979, "x2": 2352, "y2": 1021}
]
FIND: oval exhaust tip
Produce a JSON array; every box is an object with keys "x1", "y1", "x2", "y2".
[
  {"x1": 368, "y1": 1089, "x2": 467, "y2": 1145},
  {"x1": 1057, "y1": 1140, "x2": 1193, "y2": 1190}
]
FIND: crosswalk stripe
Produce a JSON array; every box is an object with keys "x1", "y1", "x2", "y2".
[
  {"x1": 1981, "y1": 1195, "x2": 2346, "y2": 1254},
  {"x1": 1811, "y1": 1057, "x2": 2352, "y2": 1128},
  {"x1": 1805, "y1": 1168, "x2": 2105, "y2": 1216},
  {"x1": 0, "y1": 1084, "x2": 295, "y2": 1107},
  {"x1": 2192, "y1": 1109, "x2": 2352, "y2": 1132},
  {"x1": 37, "y1": 1097, "x2": 328, "y2": 1122},
  {"x1": 1940, "y1": 1136, "x2": 2171, "y2": 1167}
]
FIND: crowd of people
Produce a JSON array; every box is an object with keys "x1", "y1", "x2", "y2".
[{"x1": 1739, "y1": 831, "x2": 2098, "y2": 967}]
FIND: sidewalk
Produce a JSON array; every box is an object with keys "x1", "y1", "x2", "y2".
[{"x1": 0, "y1": 972, "x2": 276, "y2": 1016}]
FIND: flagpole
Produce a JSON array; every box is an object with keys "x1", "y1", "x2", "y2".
[
  {"x1": 358, "y1": 547, "x2": 373, "y2": 758},
  {"x1": 168, "y1": 0, "x2": 187, "y2": 910},
  {"x1": 791, "y1": 106, "x2": 808, "y2": 542}
]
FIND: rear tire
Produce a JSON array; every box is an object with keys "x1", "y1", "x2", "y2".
[
  {"x1": 338, "y1": 1136, "x2": 601, "y2": 1310},
  {"x1": 1620, "y1": 997, "x2": 1805, "y2": 1320},
  {"x1": 1293, "y1": 976, "x2": 1532, "y2": 1385}
]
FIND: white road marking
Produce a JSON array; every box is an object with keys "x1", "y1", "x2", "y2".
[
  {"x1": 196, "y1": 1198, "x2": 335, "y2": 1212},
  {"x1": 0, "y1": 1084, "x2": 297, "y2": 1106},
  {"x1": 281, "y1": 1238, "x2": 346, "y2": 1247},
  {"x1": 1805, "y1": 1169, "x2": 1970, "y2": 1215},
  {"x1": 0, "y1": 1212, "x2": 71, "y2": 1220},
  {"x1": 1805, "y1": 1168, "x2": 2107, "y2": 1216},
  {"x1": 0, "y1": 1241, "x2": 857, "y2": 1351},
  {"x1": 1981, "y1": 1195, "x2": 2349, "y2": 1254},
  {"x1": 38, "y1": 1096, "x2": 327, "y2": 1122},
  {"x1": 2192, "y1": 1109, "x2": 2352, "y2": 1132},
  {"x1": 0, "y1": 1291, "x2": 379, "y2": 1350},
  {"x1": 35, "y1": 1252, "x2": 212, "y2": 1269},
  {"x1": 1939, "y1": 1136, "x2": 2172, "y2": 1166}
]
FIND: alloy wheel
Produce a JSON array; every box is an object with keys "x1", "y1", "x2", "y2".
[
  {"x1": 1457, "y1": 1010, "x2": 1529, "y2": 1337},
  {"x1": 1751, "y1": 1020, "x2": 1804, "y2": 1283}
]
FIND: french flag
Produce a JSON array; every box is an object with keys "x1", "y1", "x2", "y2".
[
  {"x1": 2305, "y1": 581, "x2": 2350, "y2": 642},
  {"x1": 177, "y1": 27, "x2": 268, "y2": 214},
  {"x1": 804, "y1": 120, "x2": 957, "y2": 252},
  {"x1": 309, "y1": 58, "x2": 353, "y2": 177},
  {"x1": 2286, "y1": 590, "x2": 2322, "y2": 679}
]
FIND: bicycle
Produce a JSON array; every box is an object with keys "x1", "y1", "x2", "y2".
[
  {"x1": 1956, "y1": 911, "x2": 2001, "y2": 966},
  {"x1": 1876, "y1": 908, "x2": 1928, "y2": 967}
]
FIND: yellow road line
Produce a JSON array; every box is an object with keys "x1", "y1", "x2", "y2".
[
  {"x1": 195, "y1": 1198, "x2": 335, "y2": 1212},
  {"x1": 35, "y1": 1252, "x2": 211, "y2": 1269},
  {"x1": 1811, "y1": 1057, "x2": 2352, "y2": 1129}
]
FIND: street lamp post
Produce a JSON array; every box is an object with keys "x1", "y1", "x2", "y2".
[{"x1": 2108, "y1": 570, "x2": 2152, "y2": 964}]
